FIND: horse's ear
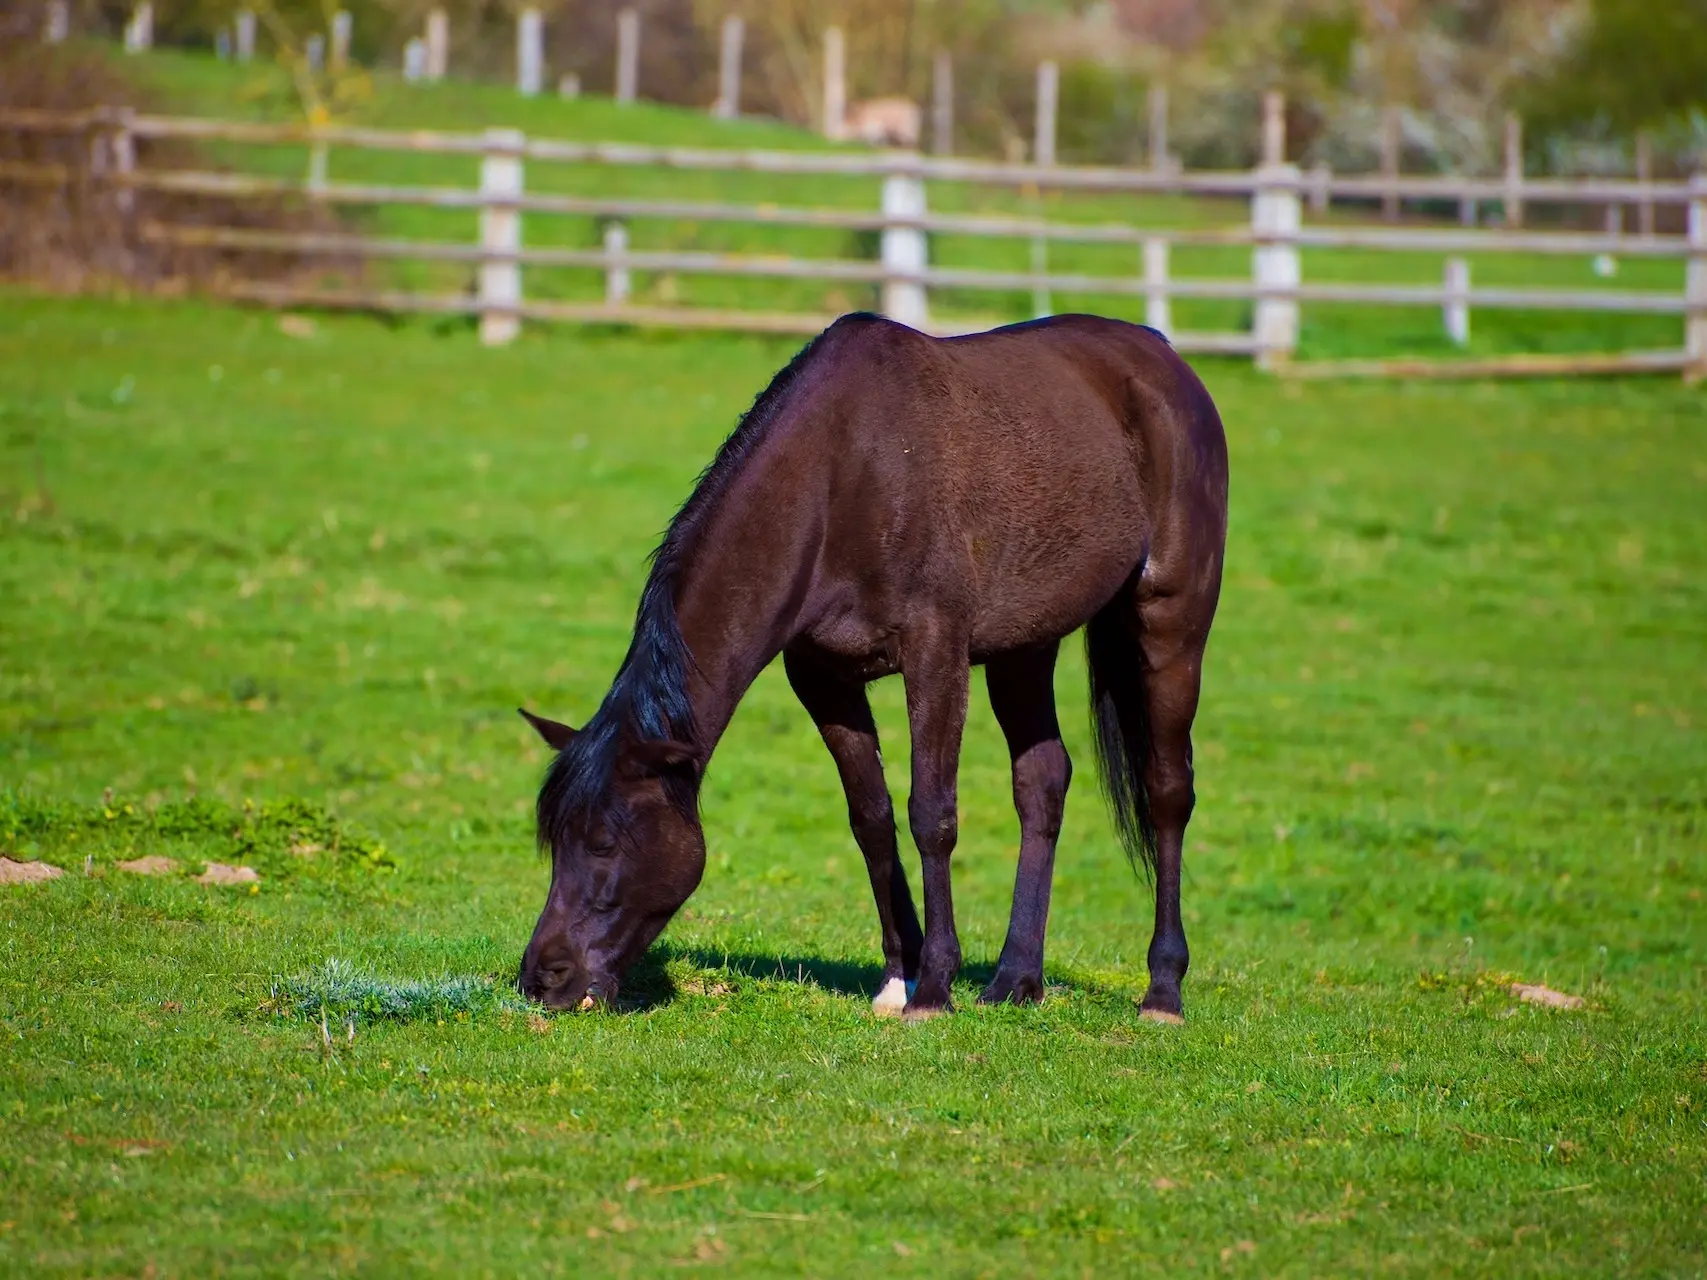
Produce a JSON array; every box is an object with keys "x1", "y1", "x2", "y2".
[
  {"x1": 518, "y1": 707, "x2": 577, "y2": 750},
  {"x1": 629, "y1": 738, "x2": 701, "y2": 778}
]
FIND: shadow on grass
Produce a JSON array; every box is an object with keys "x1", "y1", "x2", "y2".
[
  {"x1": 618, "y1": 943, "x2": 1116, "y2": 1013},
  {"x1": 268, "y1": 948, "x2": 1113, "y2": 1025}
]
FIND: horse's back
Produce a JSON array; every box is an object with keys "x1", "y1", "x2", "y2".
[
  {"x1": 799, "y1": 313, "x2": 1226, "y2": 657},
  {"x1": 828, "y1": 312, "x2": 1220, "y2": 482}
]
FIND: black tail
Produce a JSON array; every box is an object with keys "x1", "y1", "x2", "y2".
[{"x1": 1085, "y1": 603, "x2": 1157, "y2": 878}]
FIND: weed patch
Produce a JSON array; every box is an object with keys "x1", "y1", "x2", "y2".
[{"x1": 265, "y1": 958, "x2": 529, "y2": 1025}]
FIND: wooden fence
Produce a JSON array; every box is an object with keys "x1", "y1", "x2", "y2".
[{"x1": 4, "y1": 107, "x2": 1706, "y2": 378}]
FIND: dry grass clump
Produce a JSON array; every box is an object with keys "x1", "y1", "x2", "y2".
[{"x1": 0, "y1": 42, "x2": 352, "y2": 291}]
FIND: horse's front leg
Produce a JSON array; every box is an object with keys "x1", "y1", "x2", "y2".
[
  {"x1": 783, "y1": 650, "x2": 923, "y2": 1015},
  {"x1": 899, "y1": 622, "x2": 971, "y2": 1019}
]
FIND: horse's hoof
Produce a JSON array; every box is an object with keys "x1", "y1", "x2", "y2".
[
  {"x1": 1139, "y1": 1007, "x2": 1184, "y2": 1025},
  {"x1": 978, "y1": 974, "x2": 1044, "y2": 1005},
  {"x1": 870, "y1": 976, "x2": 914, "y2": 1017}
]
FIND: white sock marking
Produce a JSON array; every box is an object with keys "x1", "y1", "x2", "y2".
[{"x1": 871, "y1": 976, "x2": 910, "y2": 1014}]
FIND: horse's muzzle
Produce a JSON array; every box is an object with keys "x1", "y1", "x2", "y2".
[{"x1": 519, "y1": 963, "x2": 616, "y2": 1012}]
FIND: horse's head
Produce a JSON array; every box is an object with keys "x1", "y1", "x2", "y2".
[{"x1": 516, "y1": 708, "x2": 706, "y2": 1010}]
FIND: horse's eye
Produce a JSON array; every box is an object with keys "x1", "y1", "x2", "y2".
[{"x1": 586, "y1": 831, "x2": 617, "y2": 856}]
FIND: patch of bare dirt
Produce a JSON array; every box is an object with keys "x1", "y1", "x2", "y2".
[
  {"x1": 197, "y1": 862, "x2": 259, "y2": 886},
  {"x1": 0, "y1": 857, "x2": 63, "y2": 884},
  {"x1": 1510, "y1": 982, "x2": 1585, "y2": 1010},
  {"x1": 117, "y1": 856, "x2": 178, "y2": 876}
]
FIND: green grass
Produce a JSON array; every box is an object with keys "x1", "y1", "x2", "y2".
[
  {"x1": 2, "y1": 291, "x2": 1704, "y2": 1275},
  {"x1": 95, "y1": 46, "x2": 1694, "y2": 358}
]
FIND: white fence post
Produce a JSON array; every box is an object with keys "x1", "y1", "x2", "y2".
[
  {"x1": 1308, "y1": 162, "x2": 1330, "y2": 215},
  {"x1": 1636, "y1": 133, "x2": 1654, "y2": 237},
  {"x1": 880, "y1": 165, "x2": 928, "y2": 329},
  {"x1": 1261, "y1": 91, "x2": 1285, "y2": 166},
  {"x1": 1148, "y1": 85, "x2": 1169, "y2": 174},
  {"x1": 216, "y1": 27, "x2": 231, "y2": 60},
  {"x1": 123, "y1": 1, "x2": 152, "y2": 52},
  {"x1": 1503, "y1": 113, "x2": 1523, "y2": 228},
  {"x1": 517, "y1": 8, "x2": 543, "y2": 96},
  {"x1": 1443, "y1": 256, "x2": 1470, "y2": 347},
  {"x1": 931, "y1": 51, "x2": 953, "y2": 156},
  {"x1": 1380, "y1": 105, "x2": 1400, "y2": 221},
  {"x1": 403, "y1": 38, "x2": 426, "y2": 82},
  {"x1": 1144, "y1": 236, "x2": 1170, "y2": 337},
  {"x1": 1030, "y1": 234, "x2": 1050, "y2": 317},
  {"x1": 559, "y1": 74, "x2": 580, "y2": 99},
  {"x1": 331, "y1": 10, "x2": 352, "y2": 71},
  {"x1": 822, "y1": 27, "x2": 846, "y2": 139},
  {"x1": 44, "y1": 0, "x2": 69, "y2": 42},
  {"x1": 714, "y1": 16, "x2": 743, "y2": 119},
  {"x1": 604, "y1": 222, "x2": 630, "y2": 304},
  {"x1": 111, "y1": 107, "x2": 136, "y2": 218},
  {"x1": 1251, "y1": 162, "x2": 1300, "y2": 369},
  {"x1": 479, "y1": 127, "x2": 525, "y2": 347},
  {"x1": 1687, "y1": 173, "x2": 1707, "y2": 382},
  {"x1": 425, "y1": 8, "x2": 448, "y2": 80},
  {"x1": 235, "y1": 9, "x2": 255, "y2": 61},
  {"x1": 615, "y1": 8, "x2": 640, "y2": 104},
  {"x1": 305, "y1": 34, "x2": 325, "y2": 73},
  {"x1": 1034, "y1": 61, "x2": 1058, "y2": 167},
  {"x1": 87, "y1": 108, "x2": 135, "y2": 274}
]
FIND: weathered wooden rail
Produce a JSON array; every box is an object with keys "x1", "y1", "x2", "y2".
[{"x1": 4, "y1": 107, "x2": 1705, "y2": 378}]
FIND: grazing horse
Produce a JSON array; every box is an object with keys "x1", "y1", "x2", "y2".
[{"x1": 518, "y1": 312, "x2": 1227, "y2": 1021}]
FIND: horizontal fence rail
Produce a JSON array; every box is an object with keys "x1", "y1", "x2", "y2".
[
  {"x1": 4, "y1": 108, "x2": 1705, "y2": 377},
  {"x1": 6, "y1": 108, "x2": 1703, "y2": 205},
  {"x1": 135, "y1": 223, "x2": 1697, "y2": 313}
]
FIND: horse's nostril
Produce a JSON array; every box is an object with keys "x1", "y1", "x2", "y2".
[{"x1": 520, "y1": 965, "x2": 573, "y2": 997}]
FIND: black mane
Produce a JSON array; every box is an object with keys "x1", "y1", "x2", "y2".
[{"x1": 535, "y1": 317, "x2": 861, "y2": 851}]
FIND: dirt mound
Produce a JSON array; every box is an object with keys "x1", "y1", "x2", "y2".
[
  {"x1": 197, "y1": 862, "x2": 260, "y2": 885},
  {"x1": 117, "y1": 855, "x2": 179, "y2": 876},
  {"x1": 1509, "y1": 982, "x2": 1585, "y2": 1010},
  {"x1": 0, "y1": 856, "x2": 63, "y2": 884}
]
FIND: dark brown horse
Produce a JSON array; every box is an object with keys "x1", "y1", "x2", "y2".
[{"x1": 518, "y1": 312, "x2": 1227, "y2": 1021}]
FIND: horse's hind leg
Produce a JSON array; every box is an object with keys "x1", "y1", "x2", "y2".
[
  {"x1": 784, "y1": 649, "x2": 924, "y2": 1015},
  {"x1": 1134, "y1": 590, "x2": 1214, "y2": 1024},
  {"x1": 979, "y1": 643, "x2": 1070, "y2": 1006}
]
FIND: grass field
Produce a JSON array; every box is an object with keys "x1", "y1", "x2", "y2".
[
  {"x1": 76, "y1": 46, "x2": 1696, "y2": 359},
  {"x1": 1, "y1": 288, "x2": 1704, "y2": 1275}
]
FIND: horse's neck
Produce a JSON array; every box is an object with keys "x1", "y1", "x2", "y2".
[{"x1": 671, "y1": 469, "x2": 813, "y2": 751}]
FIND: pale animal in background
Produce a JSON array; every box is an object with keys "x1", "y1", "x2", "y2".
[{"x1": 843, "y1": 98, "x2": 922, "y2": 148}]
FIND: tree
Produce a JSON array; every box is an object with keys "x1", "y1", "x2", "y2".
[{"x1": 1522, "y1": 0, "x2": 1707, "y2": 133}]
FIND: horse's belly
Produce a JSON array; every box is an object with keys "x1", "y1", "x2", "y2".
[{"x1": 968, "y1": 554, "x2": 1136, "y2": 657}]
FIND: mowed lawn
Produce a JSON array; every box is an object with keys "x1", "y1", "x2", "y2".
[{"x1": 1, "y1": 293, "x2": 1704, "y2": 1276}]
